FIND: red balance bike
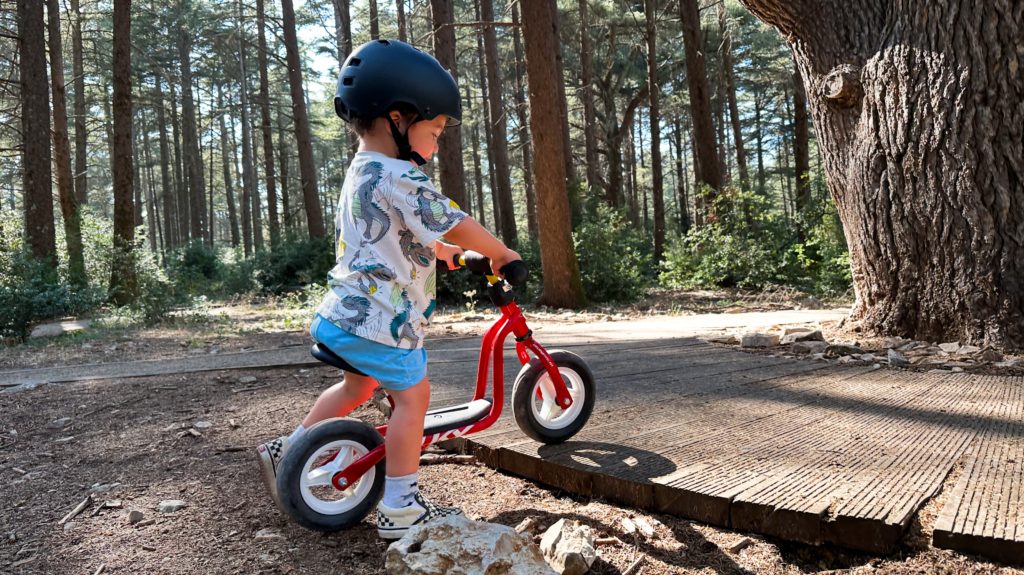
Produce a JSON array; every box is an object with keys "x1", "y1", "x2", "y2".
[{"x1": 276, "y1": 252, "x2": 596, "y2": 531}]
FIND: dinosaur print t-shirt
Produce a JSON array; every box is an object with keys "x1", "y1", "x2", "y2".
[{"x1": 316, "y1": 151, "x2": 467, "y2": 350}]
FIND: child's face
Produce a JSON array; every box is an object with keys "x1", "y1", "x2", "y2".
[{"x1": 406, "y1": 115, "x2": 448, "y2": 162}]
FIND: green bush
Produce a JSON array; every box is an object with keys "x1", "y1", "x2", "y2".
[
  {"x1": 0, "y1": 247, "x2": 103, "y2": 340},
  {"x1": 573, "y1": 205, "x2": 653, "y2": 302},
  {"x1": 166, "y1": 241, "x2": 223, "y2": 295},
  {"x1": 251, "y1": 236, "x2": 336, "y2": 294}
]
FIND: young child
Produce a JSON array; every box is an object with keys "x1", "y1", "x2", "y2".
[{"x1": 256, "y1": 39, "x2": 520, "y2": 540}]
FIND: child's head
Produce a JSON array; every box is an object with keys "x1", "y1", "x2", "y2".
[{"x1": 335, "y1": 40, "x2": 461, "y2": 166}]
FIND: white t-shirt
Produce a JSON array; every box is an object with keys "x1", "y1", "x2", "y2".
[{"x1": 316, "y1": 151, "x2": 467, "y2": 349}]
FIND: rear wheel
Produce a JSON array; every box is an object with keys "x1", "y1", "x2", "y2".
[
  {"x1": 512, "y1": 350, "x2": 596, "y2": 444},
  {"x1": 276, "y1": 417, "x2": 384, "y2": 532}
]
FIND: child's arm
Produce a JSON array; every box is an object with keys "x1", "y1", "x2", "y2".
[{"x1": 441, "y1": 217, "x2": 521, "y2": 276}]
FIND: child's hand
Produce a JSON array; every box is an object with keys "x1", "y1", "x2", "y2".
[
  {"x1": 434, "y1": 240, "x2": 465, "y2": 270},
  {"x1": 491, "y1": 249, "x2": 522, "y2": 277}
]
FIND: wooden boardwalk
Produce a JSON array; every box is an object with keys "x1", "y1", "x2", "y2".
[{"x1": 425, "y1": 337, "x2": 1024, "y2": 562}]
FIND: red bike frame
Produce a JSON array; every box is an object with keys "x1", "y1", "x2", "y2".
[{"x1": 330, "y1": 297, "x2": 573, "y2": 491}]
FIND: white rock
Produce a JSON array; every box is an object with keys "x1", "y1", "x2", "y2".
[
  {"x1": 887, "y1": 349, "x2": 910, "y2": 367},
  {"x1": 386, "y1": 515, "x2": 554, "y2": 575},
  {"x1": 708, "y1": 335, "x2": 739, "y2": 345},
  {"x1": 782, "y1": 326, "x2": 814, "y2": 336},
  {"x1": 157, "y1": 500, "x2": 186, "y2": 513},
  {"x1": 254, "y1": 528, "x2": 285, "y2": 541},
  {"x1": 47, "y1": 417, "x2": 73, "y2": 430},
  {"x1": 958, "y1": 345, "x2": 981, "y2": 354},
  {"x1": 128, "y1": 510, "x2": 144, "y2": 524},
  {"x1": 193, "y1": 421, "x2": 213, "y2": 430},
  {"x1": 237, "y1": 376, "x2": 258, "y2": 384},
  {"x1": 939, "y1": 342, "x2": 960, "y2": 353},
  {"x1": 781, "y1": 330, "x2": 825, "y2": 345},
  {"x1": 539, "y1": 519, "x2": 596, "y2": 575},
  {"x1": 741, "y1": 333, "x2": 780, "y2": 348}
]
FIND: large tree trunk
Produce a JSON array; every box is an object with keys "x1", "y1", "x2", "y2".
[
  {"x1": 644, "y1": 0, "x2": 665, "y2": 260},
  {"x1": 276, "y1": 107, "x2": 292, "y2": 234},
  {"x1": 679, "y1": 0, "x2": 721, "y2": 195},
  {"x1": 521, "y1": 0, "x2": 585, "y2": 309},
  {"x1": 396, "y1": 0, "x2": 407, "y2": 42},
  {"x1": 257, "y1": 0, "x2": 280, "y2": 248},
  {"x1": 480, "y1": 0, "x2": 516, "y2": 247},
  {"x1": 368, "y1": 0, "x2": 380, "y2": 39},
  {"x1": 578, "y1": 0, "x2": 601, "y2": 201},
  {"x1": 170, "y1": 82, "x2": 188, "y2": 246},
  {"x1": 110, "y1": 0, "x2": 137, "y2": 305},
  {"x1": 792, "y1": 57, "x2": 811, "y2": 213},
  {"x1": 331, "y1": 0, "x2": 358, "y2": 157},
  {"x1": 47, "y1": 0, "x2": 86, "y2": 285},
  {"x1": 178, "y1": 0, "x2": 207, "y2": 243},
  {"x1": 154, "y1": 73, "x2": 176, "y2": 252},
  {"x1": 19, "y1": 0, "x2": 57, "y2": 264},
  {"x1": 511, "y1": 2, "x2": 537, "y2": 240},
  {"x1": 429, "y1": 0, "x2": 468, "y2": 209},
  {"x1": 71, "y1": 0, "x2": 88, "y2": 206},
  {"x1": 719, "y1": 2, "x2": 749, "y2": 191},
  {"x1": 740, "y1": 0, "x2": 1024, "y2": 349},
  {"x1": 218, "y1": 86, "x2": 241, "y2": 248},
  {"x1": 282, "y1": 0, "x2": 325, "y2": 238},
  {"x1": 239, "y1": 0, "x2": 262, "y2": 252}
]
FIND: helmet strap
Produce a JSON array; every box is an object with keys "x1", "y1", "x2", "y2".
[{"x1": 387, "y1": 116, "x2": 428, "y2": 167}]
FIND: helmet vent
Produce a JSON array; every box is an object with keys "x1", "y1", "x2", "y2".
[
  {"x1": 349, "y1": 58, "x2": 361, "y2": 67},
  {"x1": 342, "y1": 76, "x2": 354, "y2": 86}
]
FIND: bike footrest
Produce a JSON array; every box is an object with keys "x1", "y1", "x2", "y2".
[{"x1": 424, "y1": 399, "x2": 492, "y2": 436}]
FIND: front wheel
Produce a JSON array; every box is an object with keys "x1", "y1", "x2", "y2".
[
  {"x1": 276, "y1": 417, "x2": 385, "y2": 532},
  {"x1": 512, "y1": 350, "x2": 596, "y2": 444}
]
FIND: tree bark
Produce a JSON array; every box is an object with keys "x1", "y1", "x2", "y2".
[
  {"x1": 521, "y1": 0, "x2": 585, "y2": 308},
  {"x1": 740, "y1": 0, "x2": 1024, "y2": 348},
  {"x1": 719, "y1": 2, "x2": 749, "y2": 190},
  {"x1": 71, "y1": 0, "x2": 88, "y2": 206},
  {"x1": 47, "y1": 0, "x2": 86, "y2": 285},
  {"x1": 480, "y1": 0, "x2": 516, "y2": 247},
  {"x1": 257, "y1": 0, "x2": 280, "y2": 247},
  {"x1": 178, "y1": 0, "x2": 207, "y2": 243},
  {"x1": 331, "y1": 0, "x2": 358, "y2": 157},
  {"x1": 679, "y1": 0, "x2": 721, "y2": 195},
  {"x1": 110, "y1": 0, "x2": 137, "y2": 305},
  {"x1": 277, "y1": 106, "x2": 292, "y2": 234},
  {"x1": 218, "y1": 85, "x2": 241, "y2": 248},
  {"x1": 792, "y1": 58, "x2": 811, "y2": 213},
  {"x1": 430, "y1": 0, "x2": 468, "y2": 209},
  {"x1": 396, "y1": 0, "x2": 407, "y2": 42},
  {"x1": 511, "y1": 3, "x2": 537, "y2": 240},
  {"x1": 578, "y1": 0, "x2": 601, "y2": 201},
  {"x1": 644, "y1": 0, "x2": 665, "y2": 260},
  {"x1": 282, "y1": 0, "x2": 326, "y2": 238},
  {"x1": 239, "y1": 0, "x2": 263, "y2": 252},
  {"x1": 19, "y1": 0, "x2": 57, "y2": 265},
  {"x1": 154, "y1": 73, "x2": 176, "y2": 252},
  {"x1": 369, "y1": 0, "x2": 380, "y2": 39},
  {"x1": 170, "y1": 81, "x2": 188, "y2": 246}
]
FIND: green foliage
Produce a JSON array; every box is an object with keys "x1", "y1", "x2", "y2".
[
  {"x1": 573, "y1": 205, "x2": 653, "y2": 302},
  {"x1": 251, "y1": 237, "x2": 336, "y2": 294}
]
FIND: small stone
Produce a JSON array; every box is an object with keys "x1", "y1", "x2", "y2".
[
  {"x1": 141, "y1": 544, "x2": 156, "y2": 552},
  {"x1": 708, "y1": 335, "x2": 739, "y2": 345},
  {"x1": 826, "y1": 344, "x2": 864, "y2": 357},
  {"x1": 515, "y1": 517, "x2": 540, "y2": 534},
  {"x1": 89, "y1": 482, "x2": 122, "y2": 494},
  {"x1": 193, "y1": 421, "x2": 213, "y2": 430},
  {"x1": 939, "y1": 342, "x2": 960, "y2": 353},
  {"x1": 958, "y1": 345, "x2": 981, "y2": 354},
  {"x1": 158, "y1": 500, "x2": 186, "y2": 513},
  {"x1": 46, "y1": 417, "x2": 73, "y2": 430},
  {"x1": 53, "y1": 436, "x2": 75, "y2": 444},
  {"x1": 136, "y1": 518, "x2": 156, "y2": 527},
  {"x1": 860, "y1": 353, "x2": 876, "y2": 362},
  {"x1": 104, "y1": 499, "x2": 123, "y2": 509},
  {"x1": 540, "y1": 519, "x2": 596, "y2": 575},
  {"x1": 811, "y1": 353, "x2": 826, "y2": 360},
  {"x1": 729, "y1": 536, "x2": 754, "y2": 553},
  {"x1": 254, "y1": 528, "x2": 285, "y2": 541},
  {"x1": 792, "y1": 341, "x2": 828, "y2": 355},
  {"x1": 887, "y1": 349, "x2": 910, "y2": 367},
  {"x1": 128, "y1": 510, "x2": 144, "y2": 524},
  {"x1": 952, "y1": 367, "x2": 964, "y2": 372},
  {"x1": 782, "y1": 326, "x2": 814, "y2": 336},
  {"x1": 63, "y1": 522, "x2": 76, "y2": 532},
  {"x1": 632, "y1": 516, "x2": 656, "y2": 538},
  {"x1": 781, "y1": 330, "x2": 825, "y2": 345},
  {"x1": 741, "y1": 333, "x2": 780, "y2": 348},
  {"x1": 980, "y1": 348, "x2": 1004, "y2": 362},
  {"x1": 237, "y1": 376, "x2": 258, "y2": 384},
  {"x1": 838, "y1": 355, "x2": 857, "y2": 364},
  {"x1": 620, "y1": 517, "x2": 637, "y2": 534}
]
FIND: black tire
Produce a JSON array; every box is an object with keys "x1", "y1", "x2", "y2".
[
  {"x1": 512, "y1": 350, "x2": 596, "y2": 444},
  {"x1": 276, "y1": 417, "x2": 385, "y2": 532}
]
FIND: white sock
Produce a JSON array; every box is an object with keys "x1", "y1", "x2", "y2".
[
  {"x1": 287, "y1": 424, "x2": 306, "y2": 444},
  {"x1": 382, "y1": 473, "x2": 419, "y2": 508}
]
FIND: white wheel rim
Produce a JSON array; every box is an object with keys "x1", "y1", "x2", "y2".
[
  {"x1": 530, "y1": 367, "x2": 586, "y2": 430},
  {"x1": 299, "y1": 439, "x2": 375, "y2": 515}
]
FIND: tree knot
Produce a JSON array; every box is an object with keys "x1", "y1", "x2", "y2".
[{"x1": 821, "y1": 64, "x2": 863, "y2": 108}]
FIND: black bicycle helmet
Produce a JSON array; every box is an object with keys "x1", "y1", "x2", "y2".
[{"x1": 334, "y1": 39, "x2": 462, "y2": 126}]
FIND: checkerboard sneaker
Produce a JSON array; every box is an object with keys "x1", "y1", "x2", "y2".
[
  {"x1": 376, "y1": 492, "x2": 463, "y2": 540},
  {"x1": 256, "y1": 436, "x2": 288, "y2": 509}
]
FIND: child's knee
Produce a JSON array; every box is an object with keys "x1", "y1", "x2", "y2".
[{"x1": 390, "y1": 377, "x2": 430, "y2": 408}]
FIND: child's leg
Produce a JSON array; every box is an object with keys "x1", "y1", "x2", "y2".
[
  {"x1": 384, "y1": 376, "x2": 430, "y2": 477},
  {"x1": 301, "y1": 371, "x2": 378, "y2": 428}
]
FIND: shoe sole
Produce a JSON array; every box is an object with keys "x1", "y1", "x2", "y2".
[
  {"x1": 256, "y1": 445, "x2": 284, "y2": 511},
  {"x1": 377, "y1": 527, "x2": 407, "y2": 540}
]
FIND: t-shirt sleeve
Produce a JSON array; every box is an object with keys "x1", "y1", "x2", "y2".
[{"x1": 391, "y1": 170, "x2": 468, "y2": 245}]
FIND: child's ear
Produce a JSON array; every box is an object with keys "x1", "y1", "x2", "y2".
[{"x1": 388, "y1": 110, "x2": 403, "y2": 125}]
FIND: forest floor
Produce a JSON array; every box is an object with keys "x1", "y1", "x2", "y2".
[{"x1": 2, "y1": 288, "x2": 1022, "y2": 574}]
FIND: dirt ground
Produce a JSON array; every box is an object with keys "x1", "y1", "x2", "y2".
[{"x1": 2, "y1": 292, "x2": 1022, "y2": 574}]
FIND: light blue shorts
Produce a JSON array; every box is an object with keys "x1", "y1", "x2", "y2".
[{"x1": 309, "y1": 314, "x2": 427, "y2": 391}]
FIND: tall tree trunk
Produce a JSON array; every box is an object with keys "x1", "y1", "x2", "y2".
[
  {"x1": 218, "y1": 87, "x2": 241, "y2": 248},
  {"x1": 548, "y1": 2, "x2": 576, "y2": 193},
  {"x1": 521, "y1": 0, "x2": 585, "y2": 308},
  {"x1": 277, "y1": 106, "x2": 292, "y2": 234},
  {"x1": 47, "y1": 0, "x2": 86, "y2": 285},
  {"x1": 753, "y1": 89, "x2": 766, "y2": 195},
  {"x1": 471, "y1": 117, "x2": 487, "y2": 227},
  {"x1": 110, "y1": 0, "x2": 137, "y2": 305},
  {"x1": 472, "y1": 0, "x2": 500, "y2": 232},
  {"x1": 71, "y1": 0, "x2": 88, "y2": 206},
  {"x1": 141, "y1": 109, "x2": 158, "y2": 253},
  {"x1": 257, "y1": 0, "x2": 280, "y2": 247},
  {"x1": 239, "y1": 0, "x2": 263, "y2": 252},
  {"x1": 178, "y1": 0, "x2": 207, "y2": 243},
  {"x1": 368, "y1": 0, "x2": 380, "y2": 39},
  {"x1": 792, "y1": 57, "x2": 811, "y2": 214},
  {"x1": 719, "y1": 2, "x2": 749, "y2": 190},
  {"x1": 331, "y1": 0, "x2": 358, "y2": 156},
  {"x1": 19, "y1": 0, "x2": 57, "y2": 265},
  {"x1": 155, "y1": 73, "x2": 177, "y2": 251},
  {"x1": 133, "y1": 109, "x2": 143, "y2": 227},
  {"x1": 578, "y1": 0, "x2": 601, "y2": 201},
  {"x1": 679, "y1": 0, "x2": 721, "y2": 196},
  {"x1": 740, "y1": 0, "x2": 1024, "y2": 348},
  {"x1": 282, "y1": 0, "x2": 325, "y2": 238},
  {"x1": 170, "y1": 82, "x2": 188, "y2": 246},
  {"x1": 235, "y1": 99, "x2": 253, "y2": 255},
  {"x1": 396, "y1": 0, "x2": 407, "y2": 41},
  {"x1": 674, "y1": 116, "x2": 690, "y2": 233},
  {"x1": 644, "y1": 0, "x2": 665, "y2": 260},
  {"x1": 511, "y1": 2, "x2": 537, "y2": 240},
  {"x1": 430, "y1": 0, "x2": 468, "y2": 209},
  {"x1": 480, "y1": 0, "x2": 516, "y2": 246}
]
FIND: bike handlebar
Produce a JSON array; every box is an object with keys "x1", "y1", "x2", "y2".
[{"x1": 442, "y1": 250, "x2": 529, "y2": 287}]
